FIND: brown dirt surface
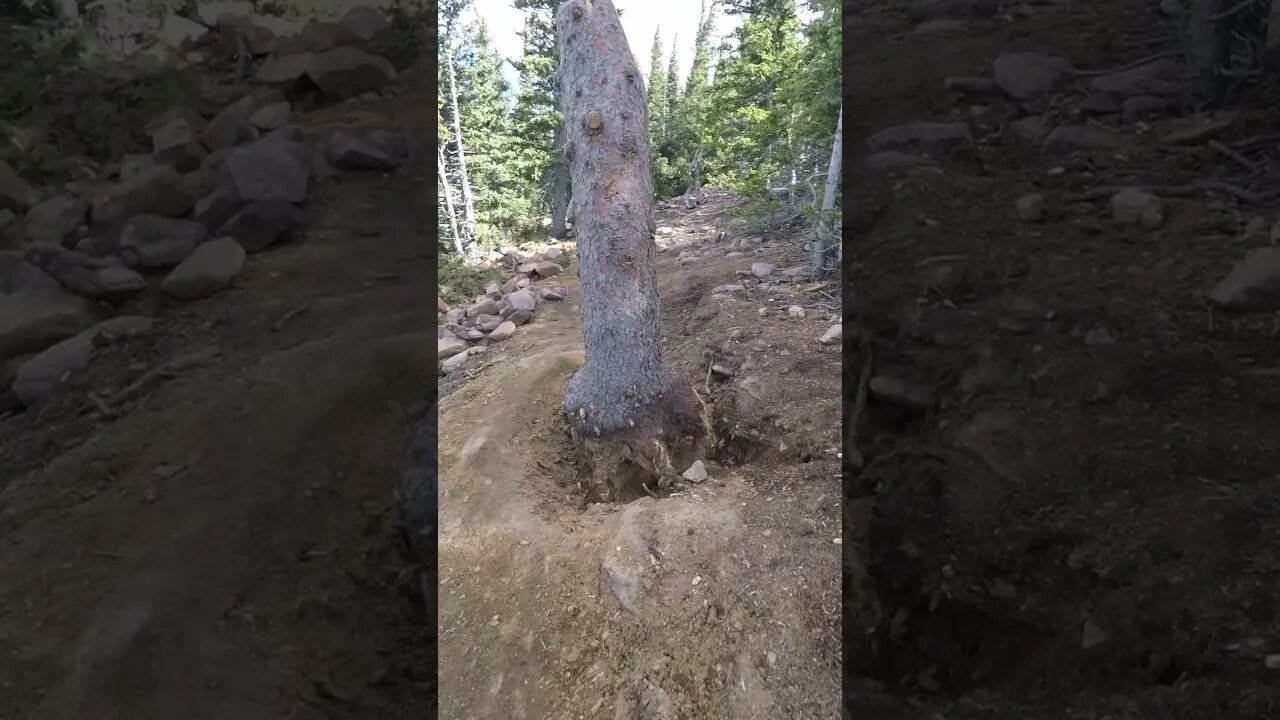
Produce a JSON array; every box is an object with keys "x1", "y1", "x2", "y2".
[
  {"x1": 0, "y1": 77, "x2": 434, "y2": 717},
  {"x1": 847, "y1": 2, "x2": 1280, "y2": 719},
  {"x1": 436, "y1": 192, "x2": 843, "y2": 718}
]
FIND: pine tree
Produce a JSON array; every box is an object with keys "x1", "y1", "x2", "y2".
[
  {"x1": 646, "y1": 29, "x2": 667, "y2": 147},
  {"x1": 665, "y1": 40, "x2": 680, "y2": 131}
]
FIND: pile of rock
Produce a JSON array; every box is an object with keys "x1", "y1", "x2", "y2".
[
  {"x1": 438, "y1": 248, "x2": 569, "y2": 375},
  {"x1": 0, "y1": 4, "x2": 408, "y2": 413}
]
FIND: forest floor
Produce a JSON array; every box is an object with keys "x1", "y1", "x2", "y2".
[
  {"x1": 435, "y1": 192, "x2": 843, "y2": 719},
  {"x1": 0, "y1": 81, "x2": 434, "y2": 718},
  {"x1": 847, "y1": 1, "x2": 1280, "y2": 718}
]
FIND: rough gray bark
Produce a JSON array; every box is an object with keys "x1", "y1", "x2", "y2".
[
  {"x1": 549, "y1": 125, "x2": 572, "y2": 239},
  {"x1": 557, "y1": 0, "x2": 708, "y2": 496},
  {"x1": 438, "y1": 144, "x2": 464, "y2": 255},
  {"x1": 813, "y1": 103, "x2": 842, "y2": 275},
  {"x1": 444, "y1": 45, "x2": 479, "y2": 251}
]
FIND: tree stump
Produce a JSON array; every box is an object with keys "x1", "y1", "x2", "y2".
[{"x1": 555, "y1": 0, "x2": 709, "y2": 499}]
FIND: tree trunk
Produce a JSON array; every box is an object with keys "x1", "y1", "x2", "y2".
[
  {"x1": 438, "y1": 144, "x2": 464, "y2": 255},
  {"x1": 813, "y1": 104, "x2": 842, "y2": 276},
  {"x1": 444, "y1": 44, "x2": 479, "y2": 253},
  {"x1": 1264, "y1": 0, "x2": 1280, "y2": 70},
  {"x1": 549, "y1": 125, "x2": 572, "y2": 239},
  {"x1": 1186, "y1": 0, "x2": 1232, "y2": 105},
  {"x1": 556, "y1": 0, "x2": 708, "y2": 497}
]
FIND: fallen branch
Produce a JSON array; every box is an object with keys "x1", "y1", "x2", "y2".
[
  {"x1": 1067, "y1": 50, "x2": 1180, "y2": 78},
  {"x1": 1072, "y1": 179, "x2": 1262, "y2": 204},
  {"x1": 1208, "y1": 139, "x2": 1259, "y2": 174},
  {"x1": 846, "y1": 343, "x2": 873, "y2": 471}
]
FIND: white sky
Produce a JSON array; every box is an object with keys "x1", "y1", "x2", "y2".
[{"x1": 467, "y1": 0, "x2": 745, "y2": 95}]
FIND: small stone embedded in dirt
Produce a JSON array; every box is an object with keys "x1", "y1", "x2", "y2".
[
  {"x1": 710, "y1": 284, "x2": 745, "y2": 295},
  {"x1": 819, "y1": 324, "x2": 841, "y2": 345},
  {"x1": 1207, "y1": 247, "x2": 1280, "y2": 311},
  {"x1": 1265, "y1": 655, "x2": 1280, "y2": 671},
  {"x1": 1082, "y1": 620, "x2": 1108, "y2": 649},
  {"x1": 0, "y1": 159, "x2": 41, "y2": 212},
  {"x1": 992, "y1": 52, "x2": 1071, "y2": 99},
  {"x1": 788, "y1": 305, "x2": 806, "y2": 318},
  {"x1": 531, "y1": 261, "x2": 562, "y2": 278},
  {"x1": 1015, "y1": 193, "x2": 1045, "y2": 222},
  {"x1": 118, "y1": 215, "x2": 208, "y2": 269},
  {"x1": 328, "y1": 130, "x2": 401, "y2": 171},
  {"x1": 162, "y1": 237, "x2": 246, "y2": 299},
  {"x1": 866, "y1": 121, "x2": 972, "y2": 152},
  {"x1": 441, "y1": 346, "x2": 484, "y2": 374},
  {"x1": 487, "y1": 321, "x2": 516, "y2": 341},
  {"x1": 217, "y1": 201, "x2": 303, "y2": 253},
  {"x1": 691, "y1": 575, "x2": 702, "y2": 586},
  {"x1": 23, "y1": 194, "x2": 88, "y2": 246},
  {"x1": 751, "y1": 262, "x2": 776, "y2": 278},
  {"x1": 1110, "y1": 188, "x2": 1163, "y2": 226},
  {"x1": 1043, "y1": 125, "x2": 1121, "y2": 153},
  {"x1": 682, "y1": 460, "x2": 708, "y2": 483}
]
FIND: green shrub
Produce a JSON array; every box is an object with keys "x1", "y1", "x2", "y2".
[{"x1": 439, "y1": 253, "x2": 503, "y2": 307}]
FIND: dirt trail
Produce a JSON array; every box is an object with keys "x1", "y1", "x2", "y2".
[
  {"x1": 848, "y1": 2, "x2": 1280, "y2": 718},
  {"x1": 437, "y1": 194, "x2": 842, "y2": 719},
  {"x1": 0, "y1": 80, "x2": 433, "y2": 717}
]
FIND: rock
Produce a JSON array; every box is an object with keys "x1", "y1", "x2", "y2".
[
  {"x1": 710, "y1": 284, "x2": 745, "y2": 294},
  {"x1": 0, "y1": 254, "x2": 61, "y2": 294},
  {"x1": 992, "y1": 52, "x2": 1071, "y2": 99},
  {"x1": 155, "y1": 13, "x2": 208, "y2": 49},
  {"x1": 751, "y1": 262, "x2": 776, "y2": 278},
  {"x1": 1078, "y1": 92, "x2": 1123, "y2": 114},
  {"x1": 328, "y1": 130, "x2": 400, "y2": 170},
  {"x1": 91, "y1": 165, "x2": 197, "y2": 227},
  {"x1": 474, "y1": 314, "x2": 503, "y2": 332},
  {"x1": 517, "y1": 261, "x2": 538, "y2": 274},
  {"x1": 248, "y1": 101, "x2": 291, "y2": 131},
  {"x1": 544, "y1": 247, "x2": 563, "y2": 260},
  {"x1": 1266, "y1": 655, "x2": 1280, "y2": 671},
  {"x1": 788, "y1": 305, "x2": 806, "y2": 318},
  {"x1": 869, "y1": 376, "x2": 934, "y2": 412},
  {"x1": 1207, "y1": 247, "x2": 1280, "y2": 311},
  {"x1": 508, "y1": 308, "x2": 534, "y2": 325},
  {"x1": 1043, "y1": 125, "x2": 1121, "y2": 153},
  {"x1": 22, "y1": 244, "x2": 146, "y2": 302},
  {"x1": 910, "y1": 19, "x2": 969, "y2": 35},
  {"x1": 118, "y1": 215, "x2": 208, "y2": 269},
  {"x1": 532, "y1": 261, "x2": 562, "y2": 278},
  {"x1": 304, "y1": 47, "x2": 396, "y2": 99},
  {"x1": 541, "y1": 287, "x2": 565, "y2": 301},
  {"x1": 484, "y1": 282, "x2": 503, "y2": 300},
  {"x1": 162, "y1": 237, "x2": 245, "y2": 299},
  {"x1": 488, "y1": 321, "x2": 516, "y2": 341},
  {"x1": 508, "y1": 289, "x2": 538, "y2": 312},
  {"x1": 467, "y1": 298, "x2": 501, "y2": 318},
  {"x1": 0, "y1": 289, "x2": 95, "y2": 361},
  {"x1": 216, "y1": 201, "x2": 302, "y2": 253},
  {"x1": 1111, "y1": 188, "x2": 1164, "y2": 227},
  {"x1": 193, "y1": 187, "x2": 248, "y2": 231},
  {"x1": 438, "y1": 334, "x2": 468, "y2": 362},
  {"x1": 0, "y1": 160, "x2": 41, "y2": 212},
  {"x1": 1082, "y1": 620, "x2": 1108, "y2": 649},
  {"x1": 6, "y1": 316, "x2": 146, "y2": 406},
  {"x1": 516, "y1": 277, "x2": 531, "y2": 288},
  {"x1": 223, "y1": 137, "x2": 311, "y2": 204},
  {"x1": 150, "y1": 111, "x2": 207, "y2": 172},
  {"x1": 682, "y1": 460, "x2": 708, "y2": 483},
  {"x1": 866, "y1": 122, "x2": 972, "y2": 152},
  {"x1": 23, "y1": 195, "x2": 88, "y2": 246},
  {"x1": 1015, "y1": 193, "x2": 1045, "y2": 222},
  {"x1": 1009, "y1": 115, "x2": 1052, "y2": 143},
  {"x1": 397, "y1": 399, "x2": 436, "y2": 574},
  {"x1": 446, "y1": 323, "x2": 484, "y2": 341},
  {"x1": 863, "y1": 151, "x2": 937, "y2": 176},
  {"x1": 338, "y1": 5, "x2": 390, "y2": 43},
  {"x1": 944, "y1": 76, "x2": 1001, "y2": 96},
  {"x1": 1122, "y1": 95, "x2": 1175, "y2": 121},
  {"x1": 441, "y1": 347, "x2": 482, "y2": 374},
  {"x1": 1090, "y1": 58, "x2": 1182, "y2": 97},
  {"x1": 201, "y1": 96, "x2": 257, "y2": 151},
  {"x1": 819, "y1": 324, "x2": 841, "y2": 345},
  {"x1": 257, "y1": 51, "x2": 314, "y2": 86}
]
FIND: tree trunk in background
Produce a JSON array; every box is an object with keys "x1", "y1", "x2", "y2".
[
  {"x1": 548, "y1": 125, "x2": 571, "y2": 238},
  {"x1": 438, "y1": 144, "x2": 464, "y2": 255},
  {"x1": 813, "y1": 103, "x2": 842, "y2": 275},
  {"x1": 556, "y1": 0, "x2": 708, "y2": 497},
  {"x1": 1186, "y1": 0, "x2": 1232, "y2": 105},
  {"x1": 444, "y1": 45, "x2": 479, "y2": 254},
  {"x1": 1264, "y1": 0, "x2": 1280, "y2": 70}
]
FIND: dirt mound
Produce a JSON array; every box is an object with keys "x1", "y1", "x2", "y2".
[{"x1": 437, "y1": 193, "x2": 843, "y2": 718}]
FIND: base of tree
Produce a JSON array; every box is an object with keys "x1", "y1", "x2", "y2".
[{"x1": 564, "y1": 370, "x2": 710, "y2": 501}]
